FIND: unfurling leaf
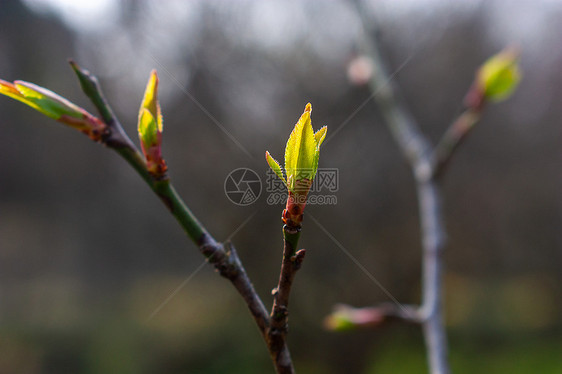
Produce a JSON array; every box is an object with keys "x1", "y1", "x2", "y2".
[
  {"x1": 137, "y1": 70, "x2": 167, "y2": 177},
  {"x1": 284, "y1": 103, "x2": 318, "y2": 190},
  {"x1": 139, "y1": 70, "x2": 163, "y2": 132},
  {"x1": 139, "y1": 108, "x2": 159, "y2": 147},
  {"x1": 265, "y1": 151, "x2": 287, "y2": 187},
  {"x1": 314, "y1": 125, "x2": 327, "y2": 147},
  {"x1": 266, "y1": 103, "x2": 327, "y2": 192},
  {"x1": 265, "y1": 103, "x2": 327, "y2": 227},
  {"x1": 0, "y1": 79, "x2": 106, "y2": 140},
  {"x1": 478, "y1": 47, "x2": 521, "y2": 102}
]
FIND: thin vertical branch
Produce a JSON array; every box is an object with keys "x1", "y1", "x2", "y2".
[
  {"x1": 417, "y1": 181, "x2": 448, "y2": 374},
  {"x1": 352, "y1": 2, "x2": 451, "y2": 373},
  {"x1": 268, "y1": 226, "x2": 306, "y2": 374}
]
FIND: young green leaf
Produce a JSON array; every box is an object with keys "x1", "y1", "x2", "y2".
[
  {"x1": 137, "y1": 70, "x2": 166, "y2": 177},
  {"x1": 265, "y1": 151, "x2": 287, "y2": 186},
  {"x1": 478, "y1": 47, "x2": 521, "y2": 102},
  {"x1": 139, "y1": 70, "x2": 163, "y2": 132},
  {"x1": 15, "y1": 81, "x2": 85, "y2": 119},
  {"x1": 138, "y1": 108, "x2": 159, "y2": 147},
  {"x1": 312, "y1": 125, "x2": 327, "y2": 177},
  {"x1": 314, "y1": 125, "x2": 327, "y2": 147},
  {"x1": 284, "y1": 103, "x2": 324, "y2": 190},
  {"x1": 324, "y1": 310, "x2": 358, "y2": 331},
  {"x1": 0, "y1": 80, "x2": 43, "y2": 113},
  {"x1": 1, "y1": 79, "x2": 84, "y2": 119},
  {"x1": 266, "y1": 103, "x2": 327, "y2": 227},
  {"x1": 0, "y1": 78, "x2": 106, "y2": 140}
]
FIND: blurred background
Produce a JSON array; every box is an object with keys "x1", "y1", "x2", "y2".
[{"x1": 0, "y1": 0, "x2": 561, "y2": 373}]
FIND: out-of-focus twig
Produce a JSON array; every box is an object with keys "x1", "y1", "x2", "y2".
[
  {"x1": 431, "y1": 106, "x2": 482, "y2": 179},
  {"x1": 350, "y1": 2, "x2": 452, "y2": 373},
  {"x1": 328, "y1": 14, "x2": 519, "y2": 368},
  {"x1": 324, "y1": 303, "x2": 422, "y2": 331}
]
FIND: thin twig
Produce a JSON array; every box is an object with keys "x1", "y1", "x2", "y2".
[
  {"x1": 432, "y1": 108, "x2": 482, "y2": 178},
  {"x1": 212, "y1": 241, "x2": 271, "y2": 336},
  {"x1": 268, "y1": 225, "x2": 305, "y2": 374},
  {"x1": 333, "y1": 303, "x2": 423, "y2": 327},
  {"x1": 70, "y1": 60, "x2": 207, "y2": 243},
  {"x1": 353, "y1": 2, "x2": 451, "y2": 373}
]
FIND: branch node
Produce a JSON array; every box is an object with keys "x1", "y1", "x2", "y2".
[
  {"x1": 291, "y1": 249, "x2": 306, "y2": 270},
  {"x1": 283, "y1": 224, "x2": 301, "y2": 235}
]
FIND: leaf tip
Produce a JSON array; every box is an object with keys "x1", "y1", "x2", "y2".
[
  {"x1": 68, "y1": 59, "x2": 89, "y2": 76},
  {"x1": 314, "y1": 125, "x2": 327, "y2": 147},
  {"x1": 149, "y1": 69, "x2": 159, "y2": 84}
]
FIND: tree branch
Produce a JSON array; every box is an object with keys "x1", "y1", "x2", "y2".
[
  {"x1": 267, "y1": 225, "x2": 305, "y2": 374},
  {"x1": 432, "y1": 108, "x2": 482, "y2": 178},
  {"x1": 69, "y1": 61, "x2": 278, "y2": 368},
  {"x1": 327, "y1": 303, "x2": 422, "y2": 329},
  {"x1": 359, "y1": 33, "x2": 431, "y2": 177},
  {"x1": 416, "y1": 180, "x2": 448, "y2": 374},
  {"x1": 210, "y1": 241, "x2": 271, "y2": 336},
  {"x1": 352, "y1": 2, "x2": 451, "y2": 373}
]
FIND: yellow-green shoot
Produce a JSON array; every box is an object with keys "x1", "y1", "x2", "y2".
[{"x1": 0, "y1": 79, "x2": 106, "y2": 140}]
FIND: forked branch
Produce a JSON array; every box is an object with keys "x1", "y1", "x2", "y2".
[{"x1": 69, "y1": 61, "x2": 297, "y2": 373}]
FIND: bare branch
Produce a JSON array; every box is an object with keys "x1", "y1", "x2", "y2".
[
  {"x1": 355, "y1": 13, "x2": 432, "y2": 177},
  {"x1": 351, "y1": 2, "x2": 451, "y2": 373},
  {"x1": 432, "y1": 108, "x2": 482, "y2": 178},
  {"x1": 325, "y1": 303, "x2": 423, "y2": 330},
  {"x1": 267, "y1": 225, "x2": 306, "y2": 374}
]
